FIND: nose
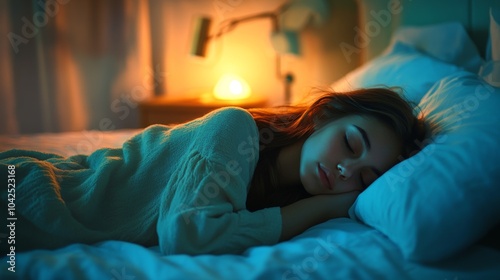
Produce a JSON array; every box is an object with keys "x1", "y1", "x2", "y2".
[{"x1": 337, "y1": 161, "x2": 356, "y2": 180}]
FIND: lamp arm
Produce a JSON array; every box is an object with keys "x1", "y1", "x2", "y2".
[
  {"x1": 211, "y1": 12, "x2": 278, "y2": 40},
  {"x1": 209, "y1": 2, "x2": 291, "y2": 40}
]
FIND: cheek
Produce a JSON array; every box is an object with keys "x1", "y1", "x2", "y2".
[
  {"x1": 321, "y1": 135, "x2": 344, "y2": 160},
  {"x1": 310, "y1": 131, "x2": 341, "y2": 156},
  {"x1": 376, "y1": 145, "x2": 403, "y2": 170}
]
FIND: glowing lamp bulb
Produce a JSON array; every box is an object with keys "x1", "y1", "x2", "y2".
[
  {"x1": 229, "y1": 80, "x2": 243, "y2": 95},
  {"x1": 213, "y1": 74, "x2": 251, "y2": 100}
]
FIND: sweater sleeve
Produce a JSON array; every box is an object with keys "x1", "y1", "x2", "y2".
[{"x1": 156, "y1": 107, "x2": 282, "y2": 255}]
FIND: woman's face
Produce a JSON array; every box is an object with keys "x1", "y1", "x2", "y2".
[{"x1": 300, "y1": 115, "x2": 402, "y2": 195}]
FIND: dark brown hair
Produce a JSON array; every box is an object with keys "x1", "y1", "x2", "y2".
[{"x1": 246, "y1": 87, "x2": 427, "y2": 211}]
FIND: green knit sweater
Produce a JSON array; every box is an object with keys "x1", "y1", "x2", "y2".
[{"x1": 0, "y1": 107, "x2": 282, "y2": 255}]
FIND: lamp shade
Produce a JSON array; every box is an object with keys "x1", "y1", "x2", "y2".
[
  {"x1": 190, "y1": 16, "x2": 212, "y2": 57},
  {"x1": 279, "y1": 0, "x2": 330, "y2": 30},
  {"x1": 270, "y1": 30, "x2": 300, "y2": 55}
]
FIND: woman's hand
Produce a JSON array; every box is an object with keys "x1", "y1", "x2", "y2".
[{"x1": 279, "y1": 191, "x2": 360, "y2": 241}]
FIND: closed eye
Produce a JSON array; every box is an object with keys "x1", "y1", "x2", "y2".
[{"x1": 344, "y1": 134, "x2": 354, "y2": 154}]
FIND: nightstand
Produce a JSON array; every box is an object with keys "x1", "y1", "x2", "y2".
[{"x1": 138, "y1": 96, "x2": 268, "y2": 127}]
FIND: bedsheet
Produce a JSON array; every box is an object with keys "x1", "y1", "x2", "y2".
[{"x1": 2, "y1": 218, "x2": 500, "y2": 280}]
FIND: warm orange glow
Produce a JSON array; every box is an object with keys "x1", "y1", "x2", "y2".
[{"x1": 213, "y1": 74, "x2": 252, "y2": 100}]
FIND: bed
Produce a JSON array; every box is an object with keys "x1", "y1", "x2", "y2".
[{"x1": 1, "y1": 0, "x2": 500, "y2": 279}]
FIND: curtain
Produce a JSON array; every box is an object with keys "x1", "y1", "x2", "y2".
[{"x1": 0, "y1": 0, "x2": 154, "y2": 135}]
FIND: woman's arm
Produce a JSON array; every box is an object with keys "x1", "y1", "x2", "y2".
[{"x1": 279, "y1": 191, "x2": 360, "y2": 241}]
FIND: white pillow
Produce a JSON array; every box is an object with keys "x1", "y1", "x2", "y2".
[
  {"x1": 349, "y1": 71, "x2": 500, "y2": 262},
  {"x1": 390, "y1": 22, "x2": 483, "y2": 73},
  {"x1": 331, "y1": 42, "x2": 460, "y2": 104}
]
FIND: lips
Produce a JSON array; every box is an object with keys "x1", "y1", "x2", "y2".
[{"x1": 317, "y1": 163, "x2": 334, "y2": 191}]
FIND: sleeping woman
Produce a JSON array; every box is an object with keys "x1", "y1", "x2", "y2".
[{"x1": 0, "y1": 87, "x2": 426, "y2": 255}]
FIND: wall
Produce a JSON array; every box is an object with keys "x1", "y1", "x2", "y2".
[{"x1": 150, "y1": 0, "x2": 360, "y2": 106}]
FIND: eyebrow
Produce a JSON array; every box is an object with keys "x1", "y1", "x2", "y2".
[{"x1": 354, "y1": 125, "x2": 383, "y2": 176}]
